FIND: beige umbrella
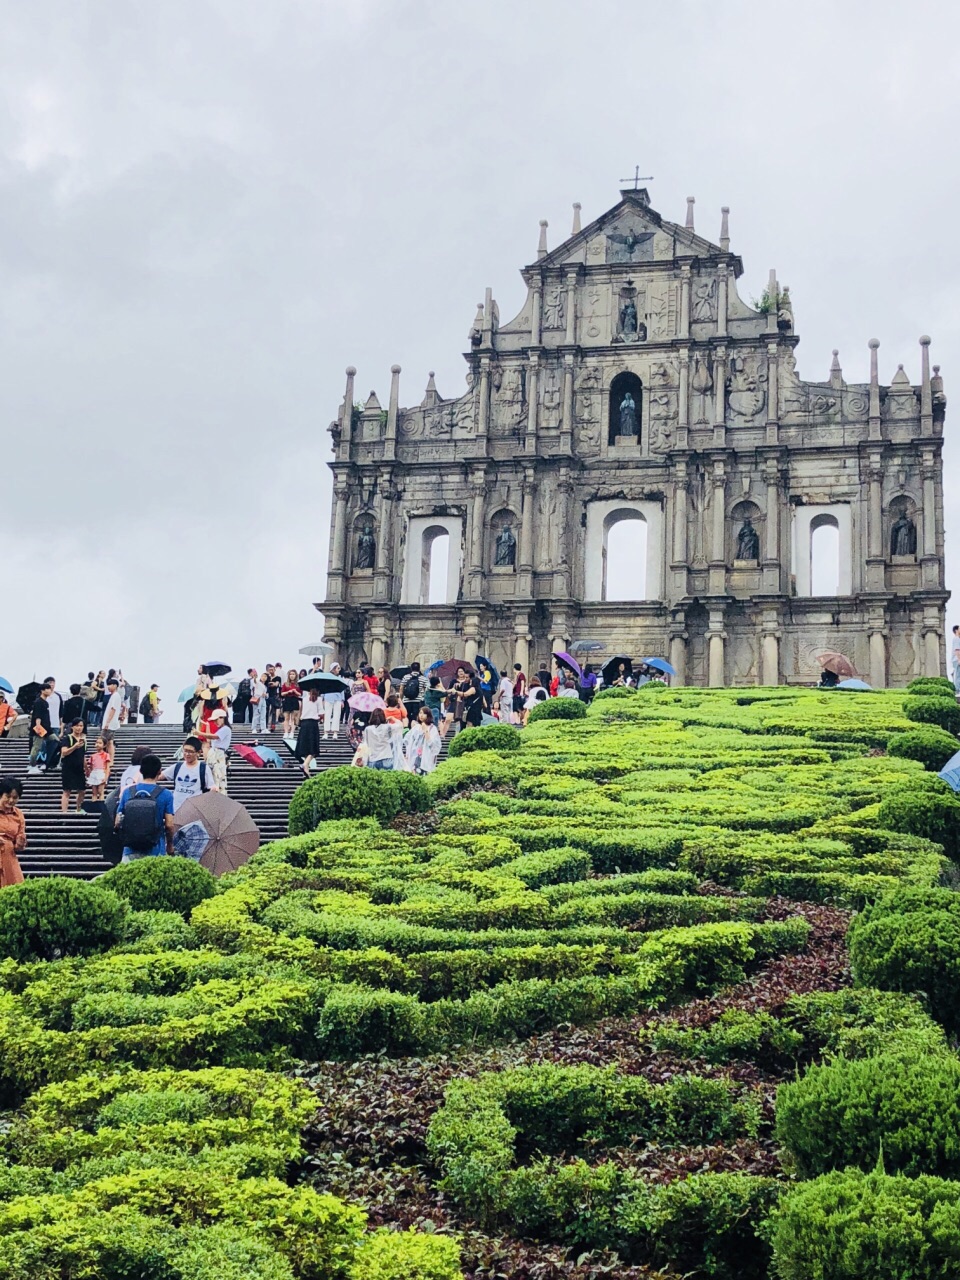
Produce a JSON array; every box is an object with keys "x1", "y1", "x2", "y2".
[
  {"x1": 171, "y1": 791, "x2": 259, "y2": 876},
  {"x1": 817, "y1": 651, "x2": 857, "y2": 678}
]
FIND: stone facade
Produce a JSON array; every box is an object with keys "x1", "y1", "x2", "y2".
[{"x1": 319, "y1": 188, "x2": 948, "y2": 686}]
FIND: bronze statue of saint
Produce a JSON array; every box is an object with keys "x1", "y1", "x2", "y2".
[
  {"x1": 619, "y1": 391, "x2": 639, "y2": 437},
  {"x1": 495, "y1": 524, "x2": 516, "y2": 567},
  {"x1": 890, "y1": 508, "x2": 917, "y2": 557},
  {"x1": 736, "y1": 518, "x2": 760, "y2": 560},
  {"x1": 619, "y1": 298, "x2": 638, "y2": 337},
  {"x1": 355, "y1": 524, "x2": 376, "y2": 569}
]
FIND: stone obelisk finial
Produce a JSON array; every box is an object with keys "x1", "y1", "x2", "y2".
[
  {"x1": 685, "y1": 196, "x2": 695, "y2": 230},
  {"x1": 571, "y1": 203, "x2": 582, "y2": 235},
  {"x1": 537, "y1": 220, "x2": 548, "y2": 258},
  {"x1": 720, "y1": 206, "x2": 730, "y2": 251}
]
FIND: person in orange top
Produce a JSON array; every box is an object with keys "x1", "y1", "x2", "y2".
[
  {"x1": 0, "y1": 695, "x2": 17, "y2": 738},
  {"x1": 0, "y1": 776, "x2": 26, "y2": 887},
  {"x1": 383, "y1": 694, "x2": 408, "y2": 727}
]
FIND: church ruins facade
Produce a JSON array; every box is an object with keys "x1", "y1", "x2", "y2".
[{"x1": 319, "y1": 186, "x2": 948, "y2": 686}]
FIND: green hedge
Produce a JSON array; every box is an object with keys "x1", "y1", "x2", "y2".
[
  {"x1": 776, "y1": 1052, "x2": 960, "y2": 1177},
  {"x1": 906, "y1": 676, "x2": 957, "y2": 697},
  {"x1": 874, "y1": 786, "x2": 960, "y2": 859},
  {"x1": 903, "y1": 695, "x2": 960, "y2": 735},
  {"x1": 446, "y1": 725, "x2": 520, "y2": 757},
  {"x1": 289, "y1": 767, "x2": 431, "y2": 835},
  {"x1": 100, "y1": 857, "x2": 217, "y2": 917},
  {"x1": 526, "y1": 697, "x2": 587, "y2": 722},
  {"x1": 886, "y1": 726, "x2": 959, "y2": 771},
  {"x1": 0, "y1": 880, "x2": 127, "y2": 962},
  {"x1": 768, "y1": 1168, "x2": 960, "y2": 1279}
]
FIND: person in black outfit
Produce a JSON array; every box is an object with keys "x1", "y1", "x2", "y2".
[
  {"x1": 264, "y1": 665, "x2": 283, "y2": 732},
  {"x1": 62, "y1": 684, "x2": 87, "y2": 729},
  {"x1": 60, "y1": 719, "x2": 87, "y2": 812}
]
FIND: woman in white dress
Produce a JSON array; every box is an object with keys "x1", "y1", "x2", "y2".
[{"x1": 403, "y1": 707, "x2": 442, "y2": 775}]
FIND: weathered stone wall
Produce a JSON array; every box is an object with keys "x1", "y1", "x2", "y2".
[{"x1": 319, "y1": 190, "x2": 947, "y2": 686}]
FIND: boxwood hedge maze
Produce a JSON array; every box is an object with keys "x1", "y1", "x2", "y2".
[{"x1": 0, "y1": 679, "x2": 958, "y2": 1278}]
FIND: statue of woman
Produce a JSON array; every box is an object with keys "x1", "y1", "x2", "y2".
[
  {"x1": 890, "y1": 508, "x2": 917, "y2": 557},
  {"x1": 495, "y1": 524, "x2": 517, "y2": 567},
  {"x1": 619, "y1": 391, "x2": 639, "y2": 437},
  {"x1": 355, "y1": 524, "x2": 376, "y2": 569},
  {"x1": 736, "y1": 518, "x2": 760, "y2": 560},
  {"x1": 619, "y1": 298, "x2": 638, "y2": 338}
]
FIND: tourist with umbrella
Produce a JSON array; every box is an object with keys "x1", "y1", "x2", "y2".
[
  {"x1": 295, "y1": 684, "x2": 322, "y2": 776},
  {"x1": 0, "y1": 776, "x2": 26, "y2": 886},
  {"x1": 198, "y1": 708, "x2": 231, "y2": 794},
  {"x1": 453, "y1": 665, "x2": 482, "y2": 729},
  {"x1": 476, "y1": 657, "x2": 498, "y2": 713},
  {"x1": 601, "y1": 656, "x2": 633, "y2": 687},
  {"x1": 578, "y1": 664, "x2": 598, "y2": 703},
  {"x1": 300, "y1": 668, "x2": 351, "y2": 741},
  {"x1": 171, "y1": 790, "x2": 259, "y2": 875}
]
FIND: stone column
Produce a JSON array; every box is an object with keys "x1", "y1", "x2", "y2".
[
  {"x1": 530, "y1": 284, "x2": 542, "y2": 346},
  {"x1": 329, "y1": 483, "x2": 349, "y2": 575},
  {"x1": 679, "y1": 264, "x2": 691, "y2": 339},
  {"x1": 564, "y1": 267, "x2": 577, "y2": 345},
  {"x1": 761, "y1": 611, "x2": 780, "y2": 686},
  {"x1": 716, "y1": 266, "x2": 728, "y2": 339},
  {"x1": 463, "y1": 615, "x2": 480, "y2": 666},
  {"x1": 467, "y1": 470, "x2": 486, "y2": 598},
  {"x1": 477, "y1": 356, "x2": 491, "y2": 448},
  {"x1": 708, "y1": 611, "x2": 726, "y2": 687},
  {"x1": 868, "y1": 339, "x2": 881, "y2": 442},
  {"x1": 339, "y1": 366, "x2": 356, "y2": 456},
  {"x1": 370, "y1": 634, "x2": 386, "y2": 670},
  {"x1": 385, "y1": 365, "x2": 400, "y2": 461},
  {"x1": 922, "y1": 461, "x2": 937, "y2": 558},
  {"x1": 560, "y1": 353, "x2": 574, "y2": 454},
  {"x1": 669, "y1": 613, "x2": 687, "y2": 686},
  {"x1": 677, "y1": 346, "x2": 689, "y2": 448},
  {"x1": 525, "y1": 354, "x2": 540, "y2": 455},
  {"x1": 920, "y1": 335, "x2": 933, "y2": 436},
  {"x1": 713, "y1": 344, "x2": 727, "y2": 447},
  {"x1": 555, "y1": 467, "x2": 574, "y2": 596},
  {"x1": 672, "y1": 467, "x2": 688, "y2": 563},
  {"x1": 869, "y1": 621, "x2": 887, "y2": 688},
  {"x1": 765, "y1": 341, "x2": 779, "y2": 445},
  {"x1": 762, "y1": 459, "x2": 780, "y2": 593},
  {"x1": 513, "y1": 617, "x2": 531, "y2": 674},
  {"x1": 923, "y1": 625, "x2": 940, "y2": 677},
  {"x1": 518, "y1": 465, "x2": 536, "y2": 597}
]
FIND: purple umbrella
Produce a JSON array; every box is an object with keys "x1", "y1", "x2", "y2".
[{"x1": 553, "y1": 651, "x2": 583, "y2": 679}]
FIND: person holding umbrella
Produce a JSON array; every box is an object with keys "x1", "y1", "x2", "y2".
[
  {"x1": 198, "y1": 708, "x2": 231, "y2": 794},
  {"x1": 578, "y1": 664, "x2": 598, "y2": 703},
  {"x1": 296, "y1": 685, "x2": 322, "y2": 776},
  {"x1": 453, "y1": 666, "x2": 482, "y2": 729},
  {"x1": 321, "y1": 663, "x2": 346, "y2": 740},
  {"x1": 476, "y1": 659, "x2": 496, "y2": 713}
]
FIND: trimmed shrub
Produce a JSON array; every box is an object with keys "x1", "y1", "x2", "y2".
[
  {"x1": 427, "y1": 752, "x2": 519, "y2": 800},
  {"x1": 906, "y1": 675, "x2": 957, "y2": 697},
  {"x1": 592, "y1": 686, "x2": 638, "y2": 700},
  {"x1": 100, "y1": 857, "x2": 217, "y2": 917},
  {"x1": 775, "y1": 1052, "x2": 960, "y2": 1178},
  {"x1": 784, "y1": 987, "x2": 948, "y2": 1061},
  {"x1": 349, "y1": 1228, "x2": 462, "y2": 1280},
  {"x1": 0, "y1": 879, "x2": 126, "y2": 962},
  {"x1": 848, "y1": 886, "x2": 960, "y2": 1032},
  {"x1": 875, "y1": 787, "x2": 960, "y2": 859},
  {"x1": 289, "y1": 767, "x2": 430, "y2": 835},
  {"x1": 623, "y1": 1172, "x2": 782, "y2": 1280},
  {"x1": 447, "y1": 725, "x2": 520, "y2": 757},
  {"x1": 768, "y1": 1168, "x2": 960, "y2": 1280},
  {"x1": 527, "y1": 698, "x2": 587, "y2": 723},
  {"x1": 903, "y1": 694, "x2": 960, "y2": 735},
  {"x1": 886, "y1": 726, "x2": 958, "y2": 771}
]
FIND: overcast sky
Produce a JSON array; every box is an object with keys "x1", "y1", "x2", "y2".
[{"x1": 1, "y1": 0, "x2": 957, "y2": 706}]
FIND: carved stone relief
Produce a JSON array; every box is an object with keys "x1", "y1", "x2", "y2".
[
  {"x1": 492, "y1": 366, "x2": 524, "y2": 434},
  {"x1": 691, "y1": 355, "x2": 714, "y2": 424},
  {"x1": 692, "y1": 278, "x2": 717, "y2": 322},
  {"x1": 541, "y1": 364, "x2": 561, "y2": 429},
  {"x1": 647, "y1": 283, "x2": 678, "y2": 339},
  {"x1": 605, "y1": 219, "x2": 656, "y2": 263},
  {"x1": 726, "y1": 354, "x2": 767, "y2": 422},
  {"x1": 543, "y1": 285, "x2": 565, "y2": 330},
  {"x1": 575, "y1": 365, "x2": 602, "y2": 449}
]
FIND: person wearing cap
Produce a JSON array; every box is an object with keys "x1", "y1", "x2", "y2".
[
  {"x1": 101, "y1": 676, "x2": 125, "y2": 769},
  {"x1": 198, "y1": 707, "x2": 231, "y2": 794}
]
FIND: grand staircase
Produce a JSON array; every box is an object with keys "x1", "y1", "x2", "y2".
[{"x1": 0, "y1": 722, "x2": 359, "y2": 879}]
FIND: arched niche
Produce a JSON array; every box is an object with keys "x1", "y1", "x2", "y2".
[
  {"x1": 488, "y1": 508, "x2": 519, "y2": 572},
  {"x1": 584, "y1": 498, "x2": 663, "y2": 601},
  {"x1": 602, "y1": 508, "x2": 648, "y2": 600},
  {"x1": 401, "y1": 514, "x2": 464, "y2": 605},
  {"x1": 729, "y1": 498, "x2": 763, "y2": 563},
  {"x1": 792, "y1": 504, "x2": 852, "y2": 597},
  {"x1": 351, "y1": 513, "x2": 377, "y2": 573},
  {"x1": 608, "y1": 371, "x2": 643, "y2": 446},
  {"x1": 887, "y1": 495, "x2": 918, "y2": 559}
]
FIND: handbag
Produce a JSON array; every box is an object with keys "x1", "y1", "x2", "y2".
[{"x1": 351, "y1": 744, "x2": 369, "y2": 767}]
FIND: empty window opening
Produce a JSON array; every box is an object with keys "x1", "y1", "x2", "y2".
[
  {"x1": 810, "y1": 516, "x2": 840, "y2": 596},
  {"x1": 422, "y1": 527, "x2": 450, "y2": 604},
  {"x1": 603, "y1": 515, "x2": 648, "y2": 601}
]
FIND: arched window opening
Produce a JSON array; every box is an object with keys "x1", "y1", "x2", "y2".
[
  {"x1": 603, "y1": 512, "x2": 648, "y2": 601},
  {"x1": 608, "y1": 371, "x2": 643, "y2": 446},
  {"x1": 421, "y1": 526, "x2": 450, "y2": 604},
  {"x1": 810, "y1": 515, "x2": 840, "y2": 596}
]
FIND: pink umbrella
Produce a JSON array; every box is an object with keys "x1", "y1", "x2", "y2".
[
  {"x1": 348, "y1": 691, "x2": 386, "y2": 712},
  {"x1": 233, "y1": 743, "x2": 265, "y2": 768}
]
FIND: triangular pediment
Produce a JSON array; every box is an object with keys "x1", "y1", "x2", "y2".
[{"x1": 531, "y1": 190, "x2": 727, "y2": 273}]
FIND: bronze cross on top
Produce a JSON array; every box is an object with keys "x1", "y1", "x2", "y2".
[{"x1": 619, "y1": 166, "x2": 653, "y2": 190}]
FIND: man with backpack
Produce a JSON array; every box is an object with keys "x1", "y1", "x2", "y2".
[
  {"x1": 162, "y1": 737, "x2": 215, "y2": 812},
  {"x1": 401, "y1": 662, "x2": 428, "y2": 725},
  {"x1": 233, "y1": 673, "x2": 252, "y2": 724},
  {"x1": 116, "y1": 754, "x2": 174, "y2": 861}
]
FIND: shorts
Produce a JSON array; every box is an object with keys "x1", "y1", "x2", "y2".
[
  {"x1": 87, "y1": 769, "x2": 106, "y2": 787},
  {"x1": 101, "y1": 729, "x2": 116, "y2": 744}
]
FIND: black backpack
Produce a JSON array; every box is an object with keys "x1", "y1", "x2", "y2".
[
  {"x1": 119, "y1": 785, "x2": 163, "y2": 852},
  {"x1": 238, "y1": 678, "x2": 252, "y2": 698},
  {"x1": 403, "y1": 673, "x2": 421, "y2": 700},
  {"x1": 138, "y1": 694, "x2": 151, "y2": 716}
]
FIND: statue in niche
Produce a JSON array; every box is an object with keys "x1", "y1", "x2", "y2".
[
  {"x1": 932, "y1": 365, "x2": 947, "y2": 423},
  {"x1": 613, "y1": 284, "x2": 646, "y2": 344},
  {"x1": 618, "y1": 391, "x2": 639, "y2": 437},
  {"x1": 890, "y1": 506, "x2": 917, "y2": 557},
  {"x1": 692, "y1": 279, "x2": 717, "y2": 322},
  {"x1": 692, "y1": 355, "x2": 713, "y2": 423},
  {"x1": 494, "y1": 524, "x2": 517, "y2": 567},
  {"x1": 736, "y1": 518, "x2": 760, "y2": 561},
  {"x1": 355, "y1": 524, "x2": 376, "y2": 569}
]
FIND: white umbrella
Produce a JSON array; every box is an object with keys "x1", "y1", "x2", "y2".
[{"x1": 299, "y1": 643, "x2": 334, "y2": 657}]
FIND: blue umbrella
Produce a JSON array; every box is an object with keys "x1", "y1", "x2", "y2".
[
  {"x1": 642, "y1": 657, "x2": 676, "y2": 676},
  {"x1": 178, "y1": 684, "x2": 197, "y2": 703},
  {"x1": 254, "y1": 746, "x2": 284, "y2": 769},
  {"x1": 0, "y1": 678, "x2": 13, "y2": 695},
  {"x1": 426, "y1": 660, "x2": 444, "y2": 673},
  {"x1": 939, "y1": 750, "x2": 960, "y2": 792},
  {"x1": 836, "y1": 678, "x2": 875, "y2": 691}
]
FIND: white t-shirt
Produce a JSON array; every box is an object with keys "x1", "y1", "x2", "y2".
[
  {"x1": 250, "y1": 679, "x2": 265, "y2": 702},
  {"x1": 118, "y1": 764, "x2": 142, "y2": 795},
  {"x1": 46, "y1": 691, "x2": 63, "y2": 728},
  {"x1": 300, "y1": 697, "x2": 322, "y2": 721},
  {"x1": 163, "y1": 760, "x2": 212, "y2": 811},
  {"x1": 103, "y1": 691, "x2": 125, "y2": 731},
  {"x1": 212, "y1": 725, "x2": 232, "y2": 750}
]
